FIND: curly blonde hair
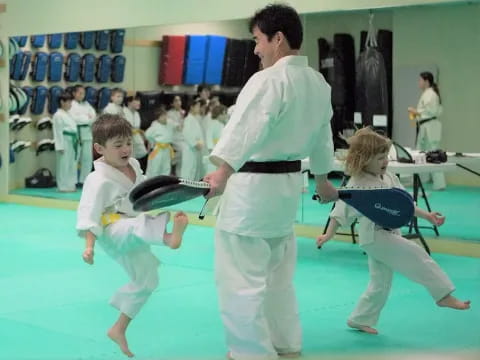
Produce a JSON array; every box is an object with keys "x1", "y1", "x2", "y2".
[{"x1": 345, "y1": 127, "x2": 392, "y2": 177}]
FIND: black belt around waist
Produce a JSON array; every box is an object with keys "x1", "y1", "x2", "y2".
[
  {"x1": 238, "y1": 160, "x2": 301, "y2": 174},
  {"x1": 418, "y1": 117, "x2": 437, "y2": 125}
]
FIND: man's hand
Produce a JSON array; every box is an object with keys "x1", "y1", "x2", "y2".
[
  {"x1": 203, "y1": 163, "x2": 235, "y2": 199},
  {"x1": 315, "y1": 175, "x2": 339, "y2": 203}
]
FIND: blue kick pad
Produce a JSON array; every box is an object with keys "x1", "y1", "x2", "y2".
[
  {"x1": 204, "y1": 35, "x2": 227, "y2": 85},
  {"x1": 183, "y1": 35, "x2": 208, "y2": 85}
]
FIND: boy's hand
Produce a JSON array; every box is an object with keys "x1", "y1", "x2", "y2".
[
  {"x1": 427, "y1": 212, "x2": 445, "y2": 226},
  {"x1": 82, "y1": 247, "x2": 94, "y2": 265},
  {"x1": 316, "y1": 234, "x2": 330, "y2": 248}
]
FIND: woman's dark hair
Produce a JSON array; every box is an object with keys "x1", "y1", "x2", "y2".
[
  {"x1": 248, "y1": 4, "x2": 303, "y2": 50},
  {"x1": 420, "y1": 71, "x2": 441, "y2": 103},
  {"x1": 126, "y1": 95, "x2": 141, "y2": 105}
]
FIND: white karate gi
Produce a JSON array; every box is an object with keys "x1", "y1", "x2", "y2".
[
  {"x1": 76, "y1": 157, "x2": 170, "y2": 319},
  {"x1": 145, "y1": 120, "x2": 175, "y2": 178},
  {"x1": 210, "y1": 55, "x2": 334, "y2": 360},
  {"x1": 416, "y1": 87, "x2": 446, "y2": 189},
  {"x1": 181, "y1": 114, "x2": 205, "y2": 180},
  {"x1": 167, "y1": 109, "x2": 185, "y2": 176},
  {"x1": 103, "y1": 102, "x2": 125, "y2": 116},
  {"x1": 123, "y1": 106, "x2": 147, "y2": 159},
  {"x1": 70, "y1": 100, "x2": 96, "y2": 184},
  {"x1": 330, "y1": 171, "x2": 454, "y2": 327},
  {"x1": 52, "y1": 109, "x2": 78, "y2": 192}
]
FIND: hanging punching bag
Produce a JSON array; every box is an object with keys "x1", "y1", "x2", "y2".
[{"x1": 356, "y1": 17, "x2": 389, "y2": 128}]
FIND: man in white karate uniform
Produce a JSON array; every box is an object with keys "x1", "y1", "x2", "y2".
[
  {"x1": 204, "y1": 4, "x2": 338, "y2": 360},
  {"x1": 70, "y1": 85, "x2": 96, "y2": 185}
]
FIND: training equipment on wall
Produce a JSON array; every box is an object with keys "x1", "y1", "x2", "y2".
[
  {"x1": 18, "y1": 86, "x2": 33, "y2": 115},
  {"x1": 13, "y1": 36, "x2": 28, "y2": 47},
  {"x1": 81, "y1": 53, "x2": 96, "y2": 82},
  {"x1": 84, "y1": 86, "x2": 98, "y2": 108},
  {"x1": 11, "y1": 51, "x2": 32, "y2": 81},
  {"x1": 64, "y1": 32, "x2": 80, "y2": 50},
  {"x1": 242, "y1": 40, "x2": 260, "y2": 85},
  {"x1": 48, "y1": 52, "x2": 64, "y2": 82},
  {"x1": 96, "y1": 30, "x2": 110, "y2": 51},
  {"x1": 48, "y1": 86, "x2": 64, "y2": 114},
  {"x1": 31, "y1": 35, "x2": 46, "y2": 48},
  {"x1": 65, "y1": 53, "x2": 82, "y2": 82},
  {"x1": 11, "y1": 140, "x2": 32, "y2": 153},
  {"x1": 111, "y1": 55, "x2": 126, "y2": 83},
  {"x1": 80, "y1": 31, "x2": 95, "y2": 49},
  {"x1": 110, "y1": 29, "x2": 125, "y2": 53},
  {"x1": 159, "y1": 35, "x2": 187, "y2": 85},
  {"x1": 204, "y1": 35, "x2": 227, "y2": 85},
  {"x1": 36, "y1": 117, "x2": 52, "y2": 131},
  {"x1": 31, "y1": 51, "x2": 49, "y2": 82},
  {"x1": 96, "y1": 87, "x2": 111, "y2": 111},
  {"x1": 96, "y1": 54, "x2": 112, "y2": 83},
  {"x1": 355, "y1": 14, "x2": 389, "y2": 128},
  {"x1": 222, "y1": 39, "x2": 246, "y2": 87},
  {"x1": 48, "y1": 34, "x2": 63, "y2": 49},
  {"x1": 36, "y1": 139, "x2": 56, "y2": 155},
  {"x1": 31, "y1": 85, "x2": 49, "y2": 115},
  {"x1": 183, "y1": 35, "x2": 208, "y2": 85}
]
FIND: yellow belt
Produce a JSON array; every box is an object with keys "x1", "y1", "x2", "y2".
[
  {"x1": 132, "y1": 129, "x2": 142, "y2": 135},
  {"x1": 149, "y1": 143, "x2": 174, "y2": 160},
  {"x1": 213, "y1": 138, "x2": 219, "y2": 145},
  {"x1": 101, "y1": 213, "x2": 122, "y2": 226}
]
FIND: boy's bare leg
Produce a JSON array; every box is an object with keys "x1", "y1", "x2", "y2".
[
  {"x1": 107, "y1": 313, "x2": 134, "y2": 357},
  {"x1": 437, "y1": 294, "x2": 471, "y2": 310},
  {"x1": 164, "y1": 212, "x2": 188, "y2": 249}
]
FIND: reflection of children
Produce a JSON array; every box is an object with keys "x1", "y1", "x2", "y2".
[
  {"x1": 103, "y1": 88, "x2": 125, "y2": 116},
  {"x1": 52, "y1": 92, "x2": 78, "y2": 192},
  {"x1": 317, "y1": 128, "x2": 470, "y2": 335},
  {"x1": 181, "y1": 99, "x2": 205, "y2": 180},
  {"x1": 76, "y1": 114, "x2": 189, "y2": 357},
  {"x1": 123, "y1": 95, "x2": 147, "y2": 159},
  {"x1": 145, "y1": 108, "x2": 176, "y2": 178}
]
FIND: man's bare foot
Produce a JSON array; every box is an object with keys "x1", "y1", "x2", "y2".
[
  {"x1": 347, "y1": 320, "x2": 378, "y2": 335},
  {"x1": 107, "y1": 326, "x2": 134, "y2": 357},
  {"x1": 437, "y1": 295, "x2": 471, "y2": 310},
  {"x1": 169, "y1": 212, "x2": 188, "y2": 249}
]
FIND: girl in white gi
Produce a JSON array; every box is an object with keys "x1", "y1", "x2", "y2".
[
  {"x1": 408, "y1": 72, "x2": 446, "y2": 190},
  {"x1": 167, "y1": 95, "x2": 185, "y2": 176},
  {"x1": 205, "y1": 105, "x2": 226, "y2": 173},
  {"x1": 123, "y1": 95, "x2": 147, "y2": 160},
  {"x1": 77, "y1": 114, "x2": 189, "y2": 358},
  {"x1": 317, "y1": 128, "x2": 470, "y2": 335},
  {"x1": 103, "y1": 88, "x2": 125, "y2": 116},
  {"x1": 145, "y1": 108, "x2": 176, "y2": 178},
  {"x1": 181, "y1": 99, "x2": 205, "y2": 180},
  {"x1": 53, "y1": 92, "x2": 78, "y2": 192},
  {"x1": 70, "y1": 85, "x2": 96, "y2": 185}
]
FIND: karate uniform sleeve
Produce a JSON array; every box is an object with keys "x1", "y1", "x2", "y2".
[
  {"x1": 210, "y1": 75, "x2": 282, "y2": 171},
  {"x1": 330, "y1": 200, "x2": 360, "y2": 227},
  {"x1": 387, "y1": 171, "x2": 406, "y2": 190},
  {"x1": 103, "y1": 103, "x2": 118, "y2": 115},
  {"x1": 144, "y1": 123, "x2": 157, "y2": 143},
  {"x1": 69, "y1": 103, "x2": 90, "y2": 125},
  {"x1": 309, "y1": 107, "x2": 334, "y2": 175},
  {"x1": 52, "y1": 112, "x2": 65, "y2": 151},
  {"x1": 418, "y1": 91, "x2": 441, "y2": 118},
  {"x1": 182, "y1": 117, "x2": 201, "y2": 148},
  {"x1": 76, "y1": 175, "x2": 111, "y2": 238}
]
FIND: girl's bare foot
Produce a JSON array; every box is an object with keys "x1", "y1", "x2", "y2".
[
  {"x1": 437, "y1": 295, "x2": 471, "y2": 310},
  {"x1": 107, "y1": 325, "x2": 134, "y2": 357},
  {"x1": 347, "y1": 320, "x2": 378, "y2": 335}
]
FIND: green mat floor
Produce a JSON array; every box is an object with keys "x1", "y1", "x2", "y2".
[{"x1": 0, "y1": 203, "x2": 479, "y2": 359}]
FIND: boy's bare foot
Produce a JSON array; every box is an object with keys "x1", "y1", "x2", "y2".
[
  {"x1": 347, "y1": 320, "x2": 378, "y2": 335},
  {"x1": 169, "y1": 212, "x2": 188, "y2": 249},
  {"x1": 437, "y1": 295, "x2": 471, "y2": 310},
  {"x1": 278, "y1": 351, "x2": 302, "y2": 358},
  {"x1": 226, "y1": 351, "x2": 234, "y2": 360},
  {"x1": 108, "y1": 326, "x2": 134, "y2": 357}
]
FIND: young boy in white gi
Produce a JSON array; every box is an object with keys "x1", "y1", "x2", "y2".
[
  {"x1": 181, "y1": 99, "x2": 206, "y2": 180},
  {"x1": 317, "y1": 128, "x2": 470, "y2": 335},
  {"x1": 145, "y1": 107, "x2": 176, "y2": 178},
  {"x1": 52, "y1": 92, "x2": 78, "y2": 192},
  {"x1": 123, "y1": 95, "x2": 147, "y2": 160},
  {"x1": 167, "y1": 95, "x2": 185, "y2": 176},
  {"x1": 103, "y1": 88, "x2": 125, "y2": 116},
  {"x1": 76, "y1": 114, "x2": 189, "y2": 357},
  {"x1": 69, "y1": 84, "x2": 96, "y2": 185}
]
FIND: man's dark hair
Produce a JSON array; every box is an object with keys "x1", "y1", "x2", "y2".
[{"x1": 249, "y1": 3, "x2": 303, "y2": 49}]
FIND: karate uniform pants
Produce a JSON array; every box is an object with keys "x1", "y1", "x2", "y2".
[
  {"x1": 349, "y1": 229, "x2": 455, "y2": 327},
  {"x1": 146, "y1": 148, "x2": 171, "y2": 178},
  {"x1": 78, "y1": 140, "x2": 93, "y2": 184},
  {"x1": 417, "y1": 124, "x2": 446, "y2": 190},
  {"x1": 215, "y1": 229, "x2": 302, "y2": 360},
  {"x1": 98, "y1": 212, "x2": 170, "y2": 319},
  {"x1": 56, "y1": 137, "x2": 77, "y2": 191}
]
